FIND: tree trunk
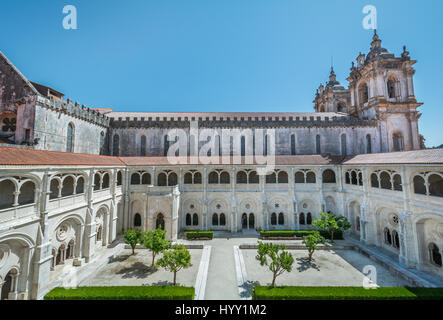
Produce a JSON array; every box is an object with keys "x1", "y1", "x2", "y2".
[
  {"x1": 271, "y1": 273, "x2": 277, "y2": 287},
  {"x1": 331, "y1": 230, "x2": 334, "y2": 242},
  {"x1": 173, "y1": 271, "x2": 177, "y2": 286},
  {"x1": 151, "y1": 252, "x2": 156, "y2": 267},
  {"x1": 132, "y1": 246, "x2": 135, "y2": 255},
  {"x1": 308, "y1": 250, "x2": 313, "y2": 262}
]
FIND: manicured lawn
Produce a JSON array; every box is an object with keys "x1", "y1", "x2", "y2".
[
  {"x1": 252, "y1": 286, "x2": 443, "y2": 300},
  {"x1": 260, "y1": 230, "x2": 343, "y2": 240},
  {"x1": 186, "y1": 231, "x2": 214, "y2": 239},
  {"x1": 44, "y1": 286, "x2": 194, "y2": 300}
]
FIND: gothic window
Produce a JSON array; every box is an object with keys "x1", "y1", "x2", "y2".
[
  {"x1": 113, "y1": 134, "x2": 120, "y2": 156},
  {"x1": 306, "y1": 171, "x2": 316, "y2": 184},
  {"x1": 61, "y1": 176, "x2": 75, "y2": 197},
  {"x1": 140, "y1": 135, "x2": 146, "y2": 156},
  {"x1": 17, "y1": 181, "x2": 36, "y2": 206},
  {"x1": 193, "y1": 172, "x2": 202, "y2": 184},
  {"x1": 220, "y1": 213, "x2": 226, "y2": 226},
  {"x1": 358, "y1": 172, "x2": 363, "y2": 186},
  {"x1": 341, "y1": 134, "x2": 347, "y2": 156},
  {"x1": 295, "y1": 171, "x2": 304, "y2": 184},
  {"x1": 371, "y1": 173, "x2": 379, "y2": 188},
  {"x1": 316, "y1": 135, "x2": 321, "y2": 154},
  {"x1": 428, "y1": 174, "x2": 443, "y2": 197},
  {"x1": 99, "y1": 131, "x2": 105, "y2": 155},
  {"x1": 237, "y1": 171, "x2": 248, "y2": 184},
  {"x1": 141, "y1": 173, "x2": 151, "y2": 185},
  {"x1": 219, "y1": 172, "x2": 230, "y2": 184},
  {"x1": 392, "y1": 132, "x2": 404, "y2": 152},
  {"x1": 208, "y1": 172, "x2": 218, "y2": 184},
  {"x1": 337, "y1": 102, "x2": 346, "y2": 113},
  {"x1": 264, "y1": 134, "x2": 269, "y2": 155},
  {"x1": 75, "y1": 177, "x2": 84, "y2": 194},
  {"x1": 351, "y1": 171, "x2": 358, "y2": 185},
  {"x1": 131, "y1": 173, "x2": 141, "y2": 185},
  {"x1": 192, "y1": 213, "x2": 199, "y2": 226},
  {"x1": 306, "y1": 212, "x2": 312, "y2": 225},
  {"x1": 117, "y1": 171, "x2": 122, "y2": 186},
  {"x1": 291, "y1": 134, "x2": 296, "y2": 155},
  {"x1": 249, "y1": 171, "x2": 259, "y2": 184},
  {"x1": 384, "y1": 228, "x2": 392, "y2": 245},
  {"x1": 413, "y1": 175, "x2": 427, "y2": 195},
  {"x1": 186, "y1": 214, "x2": 192, "y2": 226},
  {"x1": 277, "y1": 171, "x2": 288, "y2": 183},
  {"x1": 168, "y1": 172, "x2": 178, "y2": 186},
  {"x1": 134, "y1": 213, "x2": 142, "y2": 227},
  {"x1": 322, "y1": 169, "x2": 336, "y2": 183},
  {"x1": 101, "y1": 173, "x2": 110, "y2": 189},
  {"x1": 249, "y1": 213, "x2": 255, "y2": 228},
  {"x1": 429, "y1": 243, "x2": 442, "y2": 267},
  {"x1": 94, "y1": 173, "x2": 101, "y2": 191},
  {"x1": 212, "y1": 214, "x2": 218, "y2": 226},
  {"x1": 299, "y1": 212, "x2": 305, "y2": 225},
  {"x1": 345, "y1": 172, "x2": 351, "y2": 184},
  {"x1": 392, "y1": 230, "x2": 400, "y2": 249},
  {"x1": 380, "y1": 172, "x2": 392, "y2": 190},
  {"x1": 66, "y1": 123, "x2": 75, "y2": 153},
  {"x1": 278, "y1": 213, "x2": 284, "y2": 225},
  {"x1": 266, "y1": 171, "x2": 277, "y2": 184},
  {"x1": 271, "y1": 212, "x2": 277, "y2": 225},
  {"x1": 49, "y1": 179, "x2": 59, "y2": 200},
  {"x1": 241, "y1": 136, "x2": 246, "y2": 156},
  {"x1": 158, "y1": 173, "x2": 167, "y2": 186},
  {"x1": 356, "y1": 216, "x2": 361, "y2": 231},
  {"x1": 184, "y1": 172, "x2": 193, "y2": 184},
  {"x1": 393, "y1": 174, "x2": 402, "y2": 191},
  {"x1": 366, "y1": 134, "x2": 372, "y2": 154}
]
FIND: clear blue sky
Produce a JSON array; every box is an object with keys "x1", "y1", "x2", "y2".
[{"x1": 1, "y1": 0, "x2": 442, "y2": 147}]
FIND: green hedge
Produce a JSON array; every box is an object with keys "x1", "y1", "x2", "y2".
[
  {"x1": 252, "y1": 286, "x2": 443, "y2": 300},
  {"x1": 186, "y1": 231, "x2": 214, "y2": 239},
  {"x1": 44, "y1": 286, "x2": 194, "y2": 300},
  {"x1": 260, "y1": 230, "x2": 343, "y2": 240}
]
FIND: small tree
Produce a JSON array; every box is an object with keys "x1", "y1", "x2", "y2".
[
  {"x1": 143, "y1": 228, "x2": 171, "y2": 268},
  {"x1": 124, "y1": 229, "x2": 139, "y2": 255},
  {"x1": 157, "y1": 244, "x2": 192, "y2": 286},
  {"x1": 255, "y1": 242, "x2": 294, "y2": 287},
  {"x1": 302, "y1": 231, "x2": 325, "y2": 262},
  {"x1": 312, "y1": 211, "x2": 351, "y2": 242}
]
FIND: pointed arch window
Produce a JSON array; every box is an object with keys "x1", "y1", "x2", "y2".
[
  {"x1": 164, "y1": 135, "x2": 170, "y2": 156},
  {"x1": 291, "y1": 134, "x2": 296, "y2": 155},
  {"x1": 341, "y1": 134, "x2": 347, "y2": 156},
  {"x1": 113, "y1": 134, "x2": 120, "y2": 156},
  {"x1": 366, "y1": 134, "x2": 372, "y2": 154},
  {"x1": 316, "y1": 135, "x2": 321, "y2": 154},
  {"x1": 140, "y1": 135, "x2": 146, "y2": 156},
  {"x1": 393, "y1": 133, "x2": 404, "y2": 152},
  {"x1": 66, "y1": 123, "x2": 75, "y2": 153},
  {"x1": 99, "y1": 131, "x2": 105, "y2": 155}
]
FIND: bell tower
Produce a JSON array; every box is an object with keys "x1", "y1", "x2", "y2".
[{"x1": 347, "y1": 30, "x2": 423, "y2": 152}]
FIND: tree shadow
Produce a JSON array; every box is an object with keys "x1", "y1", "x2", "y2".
[
  {"x1": 116, "y1": 262, "x2": 158, "y2": 279},
  {"x1": 148, "y1": 280, "x2": 174, "y2": 286},
  {"x1": 239, "y1": 280, "x2": 261, "y2": 299},
  {"x1": 296, "y1": 257, "x2": 320, "y2": 272},
  {"x1": 108, "y1": 254, "x2": 132, "y2": 264}
]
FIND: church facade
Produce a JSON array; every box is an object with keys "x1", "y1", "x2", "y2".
[{"x1": 0, "y1": 31, "x2": 442, "y2": 300}]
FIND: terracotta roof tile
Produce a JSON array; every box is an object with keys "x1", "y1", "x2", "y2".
[{"x1": 0, "y1": 147, "x2": 441, "y2": 167}]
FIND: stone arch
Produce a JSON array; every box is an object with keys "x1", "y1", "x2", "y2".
[
  {"x1": 347, "y1": 200, "x2": 361, "y2": 235},
  {"x1": 322, "y1": 169, "x2": 336, "y2": 183}
]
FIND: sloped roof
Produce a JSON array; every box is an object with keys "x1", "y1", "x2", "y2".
[{"x1": 0, "y1": 147, "x2": 441, "y2": 167}]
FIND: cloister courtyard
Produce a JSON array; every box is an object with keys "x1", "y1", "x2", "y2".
[{"x1": 45, "y1": 232, "x2": 438, "y2": 300}]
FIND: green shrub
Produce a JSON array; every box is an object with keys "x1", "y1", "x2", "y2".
[
  {"x1": 259, "y1": 230, "x2": 343, "y2": 240},
  {"x1": 44, "y1": 286, "x2": 194, "y2": 300},
  {"x1": 186, "y1": 231, "x2": 214, "y2": 239},
  {"x1": 252, "y1": 286, "x2": 443, "y2": 300}
]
